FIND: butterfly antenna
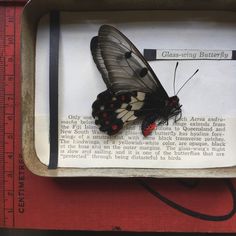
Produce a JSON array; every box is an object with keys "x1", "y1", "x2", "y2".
[
  {"x1": 176, "y1": 69, "x2": 199, "y2": 96},
  {"x1": 173, "y1": 62, "x2": 179, "y2": 95}
]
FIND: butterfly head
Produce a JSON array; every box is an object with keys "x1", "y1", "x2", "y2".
[
  {"x1": 167, "y1": 96, "x2": 180, "y2": 109},
  {"x1": 166, "y1": 95, "x2": 182, "y2": 121}
]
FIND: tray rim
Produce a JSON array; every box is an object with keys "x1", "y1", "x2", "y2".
[{"x1": 21, "y1": 0, "x2": 236, "y2": 177}]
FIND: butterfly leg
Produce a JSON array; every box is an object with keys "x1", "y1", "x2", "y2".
[{"x1": 174, "y1": 109, "x2": 182, "y2": 123}]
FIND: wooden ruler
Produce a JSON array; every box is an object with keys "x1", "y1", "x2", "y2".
[{"x1": 0, "y1": 2, "x2": 24, "y2": 227}]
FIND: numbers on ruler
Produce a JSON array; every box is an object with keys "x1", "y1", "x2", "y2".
[
  {"x1": 6, "y1": 208, "x2": 13, "y2": 214},
  {"x1": 6, "y1": 152, "x2": 13, "y2": 160},
  {"x1": 0, "y1": 6, "x2": 16, "y2": 227},
  {"x1": 5, "y1": 56, "x2": 14, "y2": 74},
  {"x1": 5, "y1": 94, "x2": 14, "y2": 114},
  {"x1": 5, "y1": 171, "x2": 13, "y2": 179},
  {"x1": 6, "y1": 115, "x2": 13, "y2": 121},
  {"x1": 6, "y1": 9, "x2": 14, "y2": 23},
  {"x1": 5, "y1": 35, "x2": 14, "y2": 45},
  {"x1": 5, "y1": 94, "x2": 14, "y2": 104},
  {"x1": 5, "y1": 76, "x2": 14, "y2": 94}
]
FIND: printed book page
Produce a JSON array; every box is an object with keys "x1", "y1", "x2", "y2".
[{"x1": 35, "y1": 11, "x2": 236, "y2": 168}]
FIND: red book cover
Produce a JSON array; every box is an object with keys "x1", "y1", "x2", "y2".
[{"x1": 1, "y1": 1, "x2": 236, "y2": 232}]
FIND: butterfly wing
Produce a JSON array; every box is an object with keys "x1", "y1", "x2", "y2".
[
  {"x1": 91, "y1": 25, "x2": 169, "y2": 98},
  {"x1": 92, "y1": 90, "x2": 148, "y2": 135},
  {"x1": 91, "y1": 36, "x2": 110, "y2": 86},
  {"x1": 91, "y1": 25, "x2": 169, "y2": 135}
]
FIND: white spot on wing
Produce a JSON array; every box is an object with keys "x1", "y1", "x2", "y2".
[
  {"x1": 115, "y1": 108, "x2": 124, "y2": 113},
  {"x1": 121, "y1": 111, "x2": 134, "y2": 122},
  {"x1": 131, "y1": 101, "x2": 144, "y2": 110},
  {"x1": 117, "y1": 110, "x2": 128, "y2": 119},
  {"x1": 137, "y1": 92, "x2": 145, "y2": 101},
  {"x1": 121, "y1": 103, "x2": 128, "y2": 109},
  {"x1": 130, "y1": 96, "x2": 138, "y2": 103},
  {"x1": 128, "y1": 115, "x2": 137, "y2": 121}
]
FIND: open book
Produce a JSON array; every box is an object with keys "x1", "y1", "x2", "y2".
[{"x1": 35, "y1": 11, "x2": 236, "y2": 168}]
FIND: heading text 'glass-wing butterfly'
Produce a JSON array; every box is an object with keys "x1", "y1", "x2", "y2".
[{"x1": 91, "y1": 25, "x2": 197, "y2": 137}]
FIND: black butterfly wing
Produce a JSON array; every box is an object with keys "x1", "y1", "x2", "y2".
[
  {"x1": 91, "y1": 25, "x2": 170, "y2": 135},
  {"x1": 92, "y1": 90, "x2": 150, "y2": 135},
  {"x1": 91, "y1": 25, "x2": 169, "y2": 98}
]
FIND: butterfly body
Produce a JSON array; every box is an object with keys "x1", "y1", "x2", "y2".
[
  {"x1": 91, "y1": 25, "x2": 182, "y2": 136},
  {"x1": 92, "y1": 90, "x2": 181, "y2": 136}
]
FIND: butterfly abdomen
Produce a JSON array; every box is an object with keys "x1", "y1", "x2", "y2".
[{"x1": 141, "y1": 113, "x2": 159, "y2": 137}]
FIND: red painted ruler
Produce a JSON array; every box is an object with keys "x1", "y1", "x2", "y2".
[{"x1": 0, "y1": 2, "x2": 25, "y2": 228}]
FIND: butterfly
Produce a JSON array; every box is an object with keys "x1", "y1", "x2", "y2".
[{"x1": 91, "y1": 25, "x2": 197, "y2": 136}]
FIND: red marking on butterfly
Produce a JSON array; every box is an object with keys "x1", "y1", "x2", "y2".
[
  {"x1": 103, "y1": 112, "x2": 108, "y2": 118},
  {"x1": 143, "y1": 123, "x2": 157, "y2": 137},
  {"x1": 112, "y1": 124, "x2": 118, "y2": 130}
]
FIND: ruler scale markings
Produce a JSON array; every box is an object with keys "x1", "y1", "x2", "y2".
[
  {"x1": 0, "y1": 6, "x2": 5, "y2": 227},
  {"x1": 0, "y1": 0, "x2": 22, "y2": 228},
  {"x1": 0, "y1": 6, "x2": 16, "y2": 227},
  {"x1": 14, "y1": 6, "x2": 23, "y2": 222},
  {"x1": 6, "y1": 6, "x2": 15, "y2": 227},
  {"x1": 12, "y1": 6, "x2": 15, "y2": 227}
]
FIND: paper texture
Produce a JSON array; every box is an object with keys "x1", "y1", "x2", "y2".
[{"x1": 35, "y1": 11, "x2": 236, "y2": 168}]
